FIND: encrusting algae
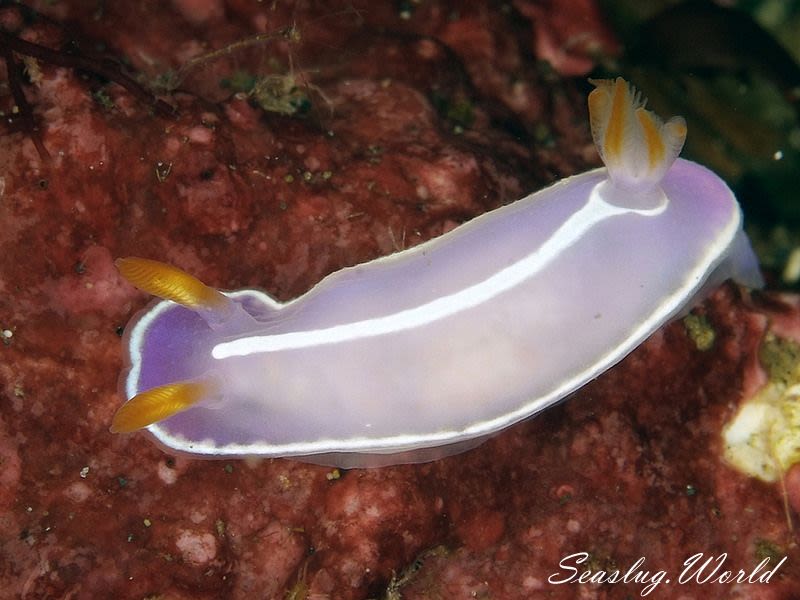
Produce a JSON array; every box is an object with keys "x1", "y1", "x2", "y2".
[{"x1": 724, "y1": 333, "x2": 800, "y2": 482}]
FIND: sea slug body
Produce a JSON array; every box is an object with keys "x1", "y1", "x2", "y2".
[{"x1": 111, "y1": 78, "x2": 763, "y2": 467}]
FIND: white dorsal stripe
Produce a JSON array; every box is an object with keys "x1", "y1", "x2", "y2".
[{"x1": 212, "y1": 184, "x2": 666, "y2": 360}]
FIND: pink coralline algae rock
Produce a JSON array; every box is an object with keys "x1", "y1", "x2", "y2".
[
  {"x1": 0, "y1": 2, "x2": 799, "y2": 599},
  {"x1": 514, "y1": 0, "x2": 621, "y2": 76}
]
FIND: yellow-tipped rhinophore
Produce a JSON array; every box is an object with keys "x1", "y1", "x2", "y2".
[
  {"x1": 588, "y1": 77, "x2": 687, "y2": 186},
  {"x1": 111, "y1": 381, "x2": 210, "y2": 433},
  {"x1": 116, "y1": 257, "x2": 228, "y2": 309}
]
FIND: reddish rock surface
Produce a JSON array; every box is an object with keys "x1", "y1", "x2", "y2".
[{"x1": 0, "y1": 2, "x2": 798, "y2": 599}]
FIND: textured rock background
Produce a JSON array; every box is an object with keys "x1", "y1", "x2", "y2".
[{"x1": 0, "y1": 1, "x2": 798, "y2": 598}]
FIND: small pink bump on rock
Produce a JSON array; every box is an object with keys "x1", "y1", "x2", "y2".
[
  {"x1": 64, "y1": 481, "x2": 91, "y2": 503},
  {"x1": 522, "y1": 576, "x2": 545, "y2": 590},
  {"x1": 457, "y1": 510, "x2": 505, "y2": 552},
  {"x1": 165, "y1": 137, "x2": 181, "y2": 154},
  {"x1": 566, "y1": 519, "x2": 581, "y2": 533},
  {"x1": 415, "y1": 153, "x2": 479, "y2": 207},
  {"x1": 551, "y1": 484, "x2": 575, "y2": 502},
  {"x1": 158, "y1": 460, "x2": 178, "y2": 484},
  {"x1": 189, "y1": 510, "x2": 207, "y2": 524},
  {"x1": 416, "y1": 38, "x2": 440, "y2": 59},
  {"x1": 200, "y1": 112, "x2": 218, "y2": 125},
  {"x1": 187, "y1": 126, "x2": 214, "y2": 145},
  {"x1": 175, "y1": 530, "x2": 217, "y2": 565},
  {"x1": 225, "y1": 98, "x2": 260, "y2": 128}
]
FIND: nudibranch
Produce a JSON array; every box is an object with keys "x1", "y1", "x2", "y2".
[{"x1": 112, "y1": 78, "x2": 763, "y2": 467}]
